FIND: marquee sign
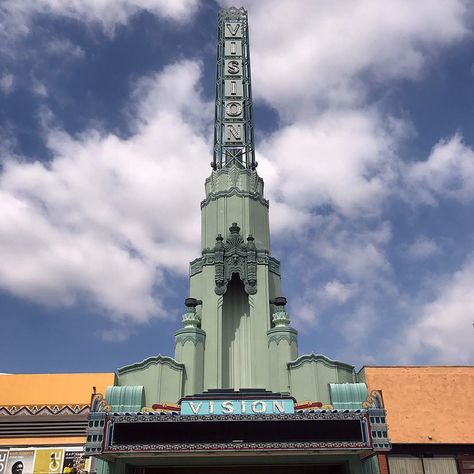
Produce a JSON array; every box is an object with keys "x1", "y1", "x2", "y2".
[
  {"x1": 180, "y1": 398, "x2": 295, "y2": 415},
  {"x1": 85, "y1": 390, "x2": 390, "y2": 457},
  {"x1": 97, "y1": 411, "x2": 372, "y2": 456}
]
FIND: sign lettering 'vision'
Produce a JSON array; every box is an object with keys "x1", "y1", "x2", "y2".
[
  {"x1": 223, "y1": 21, "x2": 244, "y2": 145},
  {"x1": 180, "y1": 399, "x2": 295, "y2": 416},
  {"x1": 214, "y1": 7, "x2": 255, "y2": 169}
]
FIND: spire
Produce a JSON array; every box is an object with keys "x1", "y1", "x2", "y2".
[{"x1": 213, "y1": 7, "x2": 256, "y2": 171}]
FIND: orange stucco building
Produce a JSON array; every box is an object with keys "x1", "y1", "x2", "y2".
[
  {"x1": 361, "y1": 366, "x2": 474, "y2": 474},
  {"x1": 0, "y1": 373, "x2": 115, "y2": 473}
]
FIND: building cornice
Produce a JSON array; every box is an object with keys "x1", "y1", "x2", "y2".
[{"x1": 117, "y1": 354, "x2": 184, "y2": 375}]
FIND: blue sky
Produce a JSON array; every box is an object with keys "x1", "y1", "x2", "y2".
[{"x1": 1, "y1": 0, "x2": 474, "y2": 374}]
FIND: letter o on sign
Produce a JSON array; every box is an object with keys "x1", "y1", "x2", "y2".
[
  {"x1": 251, "y1": 401, "x2": 266, "y2": 413},
  {"x1": 226, "y1": 102, "x2": 242, "y2": 117}
]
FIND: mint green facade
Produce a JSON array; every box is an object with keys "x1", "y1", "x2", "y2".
[
  {"x1": 112, "y1": 159, "x2": 365, "y2": 408},
  {"x1": 94, "y1": 7, "x2": 388, "y2": 474},
  {"x1": 112, "y1": 136, "x2": 365, "y2": 408}
]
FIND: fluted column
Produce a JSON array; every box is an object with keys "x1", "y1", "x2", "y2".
[
  {"x1": 174, "y1": 298, "x2": 206, "y2": 396},
  {"x1": 267, "y1": 297, "x2": 298, "y2": 393}
]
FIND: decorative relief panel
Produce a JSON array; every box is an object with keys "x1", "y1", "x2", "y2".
[
  {"x1": 213, "y1": 223, "x2": 257, "y2": 295},
  {"x1": 190, "y1": 233, "x2": 280, "y2": 279}
]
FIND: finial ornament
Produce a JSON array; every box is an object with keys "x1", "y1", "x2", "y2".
[
  {"x1": 271, "y1": 296, "x2": 291, "y2": 327},
  {"x1": 182, "y1": 298, "x2": 202, "y2": 328}
]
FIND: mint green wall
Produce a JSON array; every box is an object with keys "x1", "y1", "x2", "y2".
[
  {"x1": 189, "y1": 263, "x2": 284, "y2": 390},
  {"x1": 268, "y1": 329, "x2": 298, "y2": 393},
  {"x1": 201, "y1": 168, "x2": 270, "y2": 251},
  {"x1": 190, "y1": 266, "x2": 221, "y2": 389},
  {"x1": 288, "y1": 354, "x2": 356, "y2": 403},
  {"x1": 174, "y1": 327, "x2": 205, "y2": 396},
  {"x1": 116, "y1": 355, "x2": 184, "y2": 405}
]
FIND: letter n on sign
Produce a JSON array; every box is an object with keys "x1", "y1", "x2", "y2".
[{"x1": 224, "y1": 123, "x2": 243, "y2": 143}]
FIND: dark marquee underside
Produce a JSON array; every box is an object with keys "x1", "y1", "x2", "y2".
[{"x1": 97, "y1": 412, "x2": 372, "y2": 455}]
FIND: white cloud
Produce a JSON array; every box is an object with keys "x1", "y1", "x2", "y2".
[
  {"x1": 342, "y1": 304, "x2": 378, "y2": 343},
  {"x1": 259, "y1": 108, "x2": 403, "y2": 218},
  {"x1": 321, "y1": 280, "x2": 358, "y2": 304},
  {"x1": 399, "y1": 256, "x2": 474, "y2": 363},
  {"x1": 0, "y1": 59, "x2": 210, "y2": 323},
  {"x1": 311, "y1": 216, "x2": 392, "y2": 280},
  {"x1": 32, "y1": 81, "x2": 48, "y2": 97},
  {"x1": 218, "y1": 0, "x2": 469, "y2": 118},
  {"x1": 100, "y1": 325, "x2": 136, "y2": 342},
  {"x1": 284, "y1": 215, "x2": 394, "y2": 340},
  {"x1": 0, "y1": 74, "x2": 15, "y2": 94},
  {"x1": 407, "y1": 134, "x2": 474, "y2": 205},
  {"x1": 45, "y1": 39, "x2": 85, "y2": 58},
  {"x1": 1, "y1": 0, "x2": 200, "y2": 39},
  {"x1": 404, "y1": 237, "x2": 442, "y2": 260}
]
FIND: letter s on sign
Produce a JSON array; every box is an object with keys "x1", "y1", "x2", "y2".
[
  {"x1": 227, "y1": 60, "x2": 240, "y2": 75},
  {"x1": 222, "y1": 400, "x2": 234, "y2": 414}
]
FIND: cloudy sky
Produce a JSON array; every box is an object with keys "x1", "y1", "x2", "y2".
[{"x1": 1, "y1": 0, "x2": 474, "y2": 374}]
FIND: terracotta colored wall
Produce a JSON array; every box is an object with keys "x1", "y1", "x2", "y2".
[
  {"x1": 0, "y1": 373, "x2": 115, "y2": 405},
  {"x1": 363, "y1": 366, "x2": 474, "y2": 444}
]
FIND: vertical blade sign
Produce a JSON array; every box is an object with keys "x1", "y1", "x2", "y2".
[{"x1": 213, "y1": 7, "x2": 255, "y2": 170}]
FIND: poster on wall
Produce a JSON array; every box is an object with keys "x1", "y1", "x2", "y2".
[
  {"x1": 5, "y1": 450, "x2": 35, "y2": 474},
  {"x1": 62, "y1": 450, "x2": 91, "y2": 474},
  {"x1": 0, "y1": 448, "x2": 91, "y2": 474},
  {"x1": 33, "y1": 448, "x2": 64, "y2": 474},
  {"x1": 0, "y1": 450, "x2": 10, "y2": 474}
]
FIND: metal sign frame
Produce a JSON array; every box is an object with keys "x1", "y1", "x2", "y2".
[{"x1": 213, "y1": 7, "x2": 256, "y2": 171}]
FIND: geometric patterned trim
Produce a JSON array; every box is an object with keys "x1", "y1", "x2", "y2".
[
  {"x1": 200, "y1": 188, "x2": 269, "y2": 209},
  {"x1": 99, "y1": 410, "x2": 372, "y2": 455},
  {"x1": 0, "y1": 404, "x2": 89, "y2": 416},
  {"x1": 108, "y1": 410, "x2": 366, "y2": 423},
  {"x1": 267, "y1": 328, "x2": 298, "y2": 347},
  {"x1": 175, "y1": 331, "x2": 206, "y2": 347}
]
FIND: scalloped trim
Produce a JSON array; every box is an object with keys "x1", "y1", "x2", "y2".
[
  {"x1": 117, "y1": 354, "x2": 184, "y2": 375},
  {"x1": 287, "y1": 353, "x2": 354, "y2": 371}
]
